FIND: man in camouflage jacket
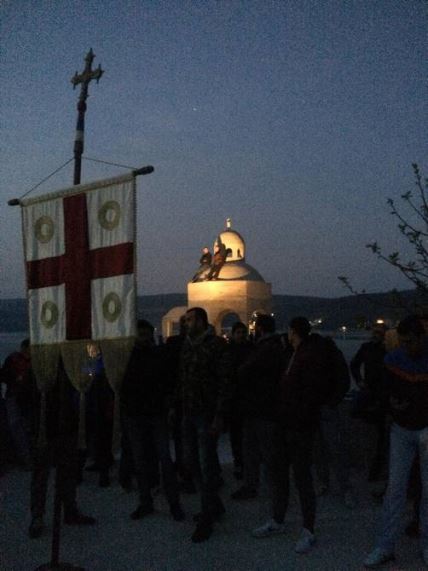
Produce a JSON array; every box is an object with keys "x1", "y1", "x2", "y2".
[{"x1": 173, "y1": 307, "x2": 232, "y2": 543}]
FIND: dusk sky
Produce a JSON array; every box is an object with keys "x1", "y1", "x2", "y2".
[{"x1": 1, "y1": 1, "x2": 427, "y2": 299}]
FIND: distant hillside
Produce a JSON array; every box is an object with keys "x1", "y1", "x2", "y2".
[
  {"x1": 271, "y1": 290, "x2": 418, "y2": 331},
  {"x1": 137, "y1": 294, "x2": 187, "y2": 333},
  {"x1": 0, "y1": 289, "x2": 423, "y2": 333}
]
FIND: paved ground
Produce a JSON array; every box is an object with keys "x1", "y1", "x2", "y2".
[{"x1": 0, "y1": 437, "x2": 425, "y2": 571}]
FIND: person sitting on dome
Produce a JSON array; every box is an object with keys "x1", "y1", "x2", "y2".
[
  {"x1": 206, "y1": 243, "x2": 227, "y2": 281},
  {"x1": 191, "y1": 247, "x2": 212, "y2": 282}
]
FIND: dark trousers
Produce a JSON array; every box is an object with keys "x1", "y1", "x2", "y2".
[
  {"x1": 369, "y1": 415, "x2": 389, "y2": 481},
  {"x1": 93, "y1": 413, "x2": 114, "y2": 472},
  {"x1": 31, "y1": 438, "x2": 79, "y2": 519},
  {"x1": 119, "y1": 424, "x2": 135, "y2": 486},
  {"x1": 314, "y1": 405, "x2": 351, "y2": 492},
  {"x1": 85, "y1": 381, "x2": 114, "y2": 473},
  {"x1": 5, "y1": 396, "x2": 32, "y2": 465},
  {"x1": 272, "y1": 426, "x2": 316, "y2": 532},
  {"x1": 242, "y1": 417, "x2": 276, "y2": 490},
  {"x1": 182, "y1": 414, "x2": 223, "y2": 520},
  {"x1": 192, "y1": 263, "x2": 211, "y2": 282},
  {"x1": 123, "y1": 413, "x2": 179, "y2": 508},
  {"x1": 206, "y1": 262, "x2": 225, "y2": 280},
  {"x1": 172, "y1": 406, "x2": 193, "y2": 483},
  {"x1": 229, "y1": 414, "x2": 243, "y2": 469},
  {"x1": 0, "y1": 397, "x2": 13, "y2": 473}
]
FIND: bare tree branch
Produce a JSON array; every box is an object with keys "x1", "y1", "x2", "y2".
[{"x1": 339, "y1": 165, "x2": 428, "y2": 312}]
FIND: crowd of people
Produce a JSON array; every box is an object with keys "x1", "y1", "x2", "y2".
[{"x1": 0, "y1": 309, "x2": 427, "y2": 567}]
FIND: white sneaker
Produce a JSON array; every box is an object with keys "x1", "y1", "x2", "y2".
[
  {"x1": 252, "y1": 518, "x2": 286, "y2": 538},
  {"x1": 364, "y1": 547, "x2": 395, "y2": 568},
  {"x1": 295, "y1": 528, "x2": 316, "y2": 553}
]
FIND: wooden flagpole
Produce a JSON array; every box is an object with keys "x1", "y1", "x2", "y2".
[
  {"x1": 7, "y1": 49, "x2": 153, "y2": 571},
  {"x1": 35, "y1": 47, "x2": 105, "y2": 571},
  {"x1": 71, "y1": 49, "x2": 104, "y2": 186}
]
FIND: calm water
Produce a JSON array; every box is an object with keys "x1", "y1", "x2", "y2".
[
  {"x1": 330, "y1": 334, "x2": 370, "y2": 362},
  {"x1": 0, "y1": 330, "x2": 369, "y2": 365}
]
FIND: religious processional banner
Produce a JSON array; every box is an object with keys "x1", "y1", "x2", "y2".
[{"x1": 20, "y1": 173, "x2": 137, "y2": 446}]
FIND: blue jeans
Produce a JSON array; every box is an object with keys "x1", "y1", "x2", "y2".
[{"x1": 377, "y1": 422, "x2": 428, "y2": 552}]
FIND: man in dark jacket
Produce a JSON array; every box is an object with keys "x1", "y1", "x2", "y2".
[
  {"x1": 252, "y1": 317, "x2": 330, "y2": 555},
  {"x1": 173, "y1": 307, "x2": 232, "y2": 542},
  {"x1": 364, "y1": 315, "x2": 428, "y2": 568},
  {"x1": 165, "y1": 315, "x2": 196, "y2": 493},
  {"x1": 313, "y1": 335, "x2": 354, "y2": 507},
  {"x1": 192, "y1": 247, "x2": 212, "y2": 282},
  {"x1": 228, "y1": 321, "x2": 254, "y2": 481},
  {"x1": 121, "y1": 319, "x2": 184, "y2": 522},
  {"x1": 1, "y1": 339, "x2": 34, "y2": 469},
  {"x1": 231, "y1": 314, "x2": 283, "y2": 500},
  {"x1": 351, "y1": 323, "x2": 388, "y2": 481}
]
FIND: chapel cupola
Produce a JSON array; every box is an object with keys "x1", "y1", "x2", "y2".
[{"x1": 214, "y1": 218, "x2": 246, "y2": 262}]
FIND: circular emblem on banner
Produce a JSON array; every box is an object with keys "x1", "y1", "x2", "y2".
[
  {"x1": 40, "y1": 301, "x2": 59, "y2": 329},
  {"x1": 35, "y1": 216, "x2": 55, "y2": 243},
  {"x1": 102, "y1": 292, "x2": 122, "y2": 322},
  {"x1": 98, "y1": 201, "x2": 121, "y2": 230}
]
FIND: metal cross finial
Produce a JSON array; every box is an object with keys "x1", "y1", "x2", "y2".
[
  {"x1": 71, "y1": 48, "x2": 104, "y2": 91},
  {"x1": 226, "y1": 218, "x2": 232, "y2": 229},
  {"x1": 71, "y1": 49, "x2": 104, "y2": 185}
]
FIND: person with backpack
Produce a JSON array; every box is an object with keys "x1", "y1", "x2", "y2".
[
  {"x1": 312, "y1": 335, "x2": 355, "y2": 508},
  {"x1": 251, "y1": 317, "x2": 331, "y2": 554}
]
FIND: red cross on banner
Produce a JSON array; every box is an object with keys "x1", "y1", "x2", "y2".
[
  {"x1": 22, "y1": 174, "x2": 137, "y2": 346},
  {"x1": 27, "y1": 193, "x2": 133, "y2": 340}
]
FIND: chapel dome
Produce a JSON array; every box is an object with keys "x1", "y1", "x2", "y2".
[
  {"x1": 211, "y1": 218, "x2": 265, "y2": 282},
  {"x1": 214, "y1": 218, "x2": 245, "y2": 262},
  {"x1": 216, "y1": 260, "x2": 265, "y2": 282}
]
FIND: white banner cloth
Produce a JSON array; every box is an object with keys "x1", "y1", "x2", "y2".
[{"x1": 21, "y1": 173, "x2": 137, "y2": 345}]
